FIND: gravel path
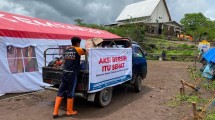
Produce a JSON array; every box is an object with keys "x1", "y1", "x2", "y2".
[{"x1": 0, "y1": 60, "x2": 194, "y2": 120}]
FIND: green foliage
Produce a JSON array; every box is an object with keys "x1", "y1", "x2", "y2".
[
  {"x1": 180, "y1": 13, "x2": 215, "y2": 41},
  {"x1": 178, "y1": 95, "x2": 207, "y2": 103},
  {"x1": 107, "y1": 24, "x2": 145, "y2": 42},
  {"x1": 203, "y1": 81, "x2": 215, "y2": 91},
  {"x1": 190, "y1": 45, "x2": 195, "y2": 48},
  {"x1": 74, "y1": 19, "x2": 85, "y2": 26},
  {"x1": 165, "y1": 44, "x2": 195, "y2": 56},
  {"x1": 204, "y1": 108, "x2": 215, "y2": 120},
  {"x1": 167, "y1": 95, "x2": 207, "y2": 108},
  {"x1": 166, "y1": 99, "x2": 180, "y2": 107},
  {"x1": 181, "y1": 13, "x2": 207, "y2": 31},
  {"x1": 177, "y1": 44, "x2": 194, "y2": 50},
  {"x1": 188, "y1": 67, "x2": 202, "y2": 80},
  {"x1": 166, "y1": 50, "x2": 194, "y2": 56},
  {"x1": 73, "y1": 19, "x2": 145, "y2": 42},
  {"x1": 140, "y1": 37, "x2": 196, "y2": 61},
  {"x1": 105, "y1": 24, "x2": 145, "y2": 42},
  {"x1": 205, "y1": 113, "x2": 215, "y2": 120},
  {"x1": 205, "y1": 109, "x2": 215, "y2": 120}
]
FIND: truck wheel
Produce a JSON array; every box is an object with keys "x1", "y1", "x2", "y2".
[
  {"x1": 95, "y1": 87, "x2": 112, "y2": 107},
  {"x1": 134, "y1": 75, "x2": 142, "y2": 92}
]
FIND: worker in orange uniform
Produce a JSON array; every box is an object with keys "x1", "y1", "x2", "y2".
[{"x1": 53, "y1": 37, "x2": 86, "y2": 118}]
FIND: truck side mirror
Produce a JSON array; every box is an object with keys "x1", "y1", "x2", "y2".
[{"x1": 144, "y1": 52, "x2": 147, "y2": 56}]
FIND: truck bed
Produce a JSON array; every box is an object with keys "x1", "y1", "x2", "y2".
[{"x1": 42, "y1": 67, "x2": 89, "y2": 92}]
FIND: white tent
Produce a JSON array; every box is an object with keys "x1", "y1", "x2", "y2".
[{"x1": 0, "y1": 11, "x2": 119, "y2": 96}]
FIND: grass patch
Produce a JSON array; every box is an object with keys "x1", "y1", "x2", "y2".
[
  {"x1": 202, "y1": 81, "x2": 215, "y2": 91},
  {"x1": 204, "y1": 109, "x2": 215, "y2": 120},
  {"x1": 188, "y1": 67, "x2": 203, "y2": 80},
  {"x1": 205, "y1": 114, "x2": 215, "y2": 120},
  {"x1": 141, "y1": 37, "x2": 196, "y2": 61},
  {"x1": 166, "y1": 99, "x2": 180, "y2": 107},
  {"x1": 166, "y1": 50, "x2": 194, "y2": 56},
  {"x1": 167, "y1": 95, "x2": 207, "y2": 108}
]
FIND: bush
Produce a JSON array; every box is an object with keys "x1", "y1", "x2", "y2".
[
  {"x1": 205, "y1": 113, "x2": 215, "y2": 120},
  {"x1": 74, "y1": 21, "x2": 146, "y2": 42},
  {"x1": 177, "y1": 44, "x2": 190, "y2": 50}
]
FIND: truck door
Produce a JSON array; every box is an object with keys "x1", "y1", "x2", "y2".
[{"x1": 132, "y1": 46, "x2": 147, "y2": 76}]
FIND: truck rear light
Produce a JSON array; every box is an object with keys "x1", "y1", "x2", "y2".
[
  {"x1": 44, "y1": 79, "x2": 52, "y2": 84},
  {"x1": 76, "y1": 84, "x2": 83, "y2": 90}
]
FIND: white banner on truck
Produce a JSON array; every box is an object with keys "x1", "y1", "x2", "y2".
[{"x1": 88, "y1": 48, "x2": 132, "y2": 93}]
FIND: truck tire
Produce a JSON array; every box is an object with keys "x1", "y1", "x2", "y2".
[
  {"x1": 95, "y1": 87, "x2": 113, "y2": 107},
  {"x1": 134, "y1": 75, "x2": 142, "y2": 92}
]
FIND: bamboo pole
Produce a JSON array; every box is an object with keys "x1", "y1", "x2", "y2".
[
  {"x1": 180, "y1": 80, "x2": 185, "y2": 95},
  {"x1": 198, "y1": 94, "x2": 215, "y2": 119},
  {"x1": 192, "y1": 102, "x2": 198, "y2": 120},
  {"x1": 180, "y1": 87, "x2": 184, "y2": 96}
]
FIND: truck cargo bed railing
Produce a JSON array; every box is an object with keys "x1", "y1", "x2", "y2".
[{"x1": 44, "y1": 48, "x2": 64, "y2": 67}]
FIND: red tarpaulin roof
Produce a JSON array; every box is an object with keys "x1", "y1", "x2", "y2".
[{"x1": 0, "y1": 11, "x2": 120, "y2": 39}]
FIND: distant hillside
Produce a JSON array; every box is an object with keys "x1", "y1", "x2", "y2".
[{"x1": 139, "y1": 37, "x2": 197, "y2": 61}]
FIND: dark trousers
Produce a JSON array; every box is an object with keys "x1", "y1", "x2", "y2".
[{"x1": 57, "y1": 71, "x2": 77, "y2": 98}]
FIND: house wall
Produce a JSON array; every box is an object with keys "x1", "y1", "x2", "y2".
[{"x1": 150, "y1": 0, "x2": 170, "y2": 23}]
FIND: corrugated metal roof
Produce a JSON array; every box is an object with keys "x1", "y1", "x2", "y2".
[{"x1": 116, "y1": 0, "x2": 161, "y2": 22}]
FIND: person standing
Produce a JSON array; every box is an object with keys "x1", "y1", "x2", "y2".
[
  {"x1": 198, "y1": 49, "x2": 205, "y2": 60},
  {"x1": 53, "y1": 37, "x2": 86, "y2": 118},
  {"x1": 161, "y1": 50, "x2": 166, "y2": 61}
]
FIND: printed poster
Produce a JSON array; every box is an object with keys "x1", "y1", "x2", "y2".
[{"x1": 88, "y1": 48, "x2": 132, "y2": 93}]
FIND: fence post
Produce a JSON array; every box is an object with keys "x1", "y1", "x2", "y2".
[{"x1": 192, "y1": 102, "x2": 198, "y2": 120}]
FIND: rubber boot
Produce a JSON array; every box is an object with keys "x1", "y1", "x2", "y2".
[
  {"x1": 53, "y1": 96, "x2": 62, "y2": 118},
  {"x1": 66, "y1": 98, "x2": 77, "y2": 116}
]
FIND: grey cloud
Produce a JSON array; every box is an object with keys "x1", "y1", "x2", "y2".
[
  {"x1": 0, "y1": 0, "x2": 143, "y2": 24},
  {"x1": 0, "y1": 0, "x2": 214, "y2": 25},
  {"x1": 166, "y1": 0, "x2": 209, "y2": 23}
]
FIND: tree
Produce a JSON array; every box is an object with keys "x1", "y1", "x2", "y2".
[
  {"x1": 180, "y1": 13, "x2": 215, "y2": 41},
  {"x1": 180, "y1": 13, "x2": 215, "y2": 70},
  {"x1": 104, "y1": 24, "x2": 145, "y2": 42},
  {"x1": 74, "y1": 19, "x2": 86, "y2": 26},
  {"x1": 73, "y1": 19, "x2": 145, "y2": 42}
]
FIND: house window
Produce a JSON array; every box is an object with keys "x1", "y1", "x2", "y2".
[{"x1": 7, "y1": 46, "x2": 39, "y2": 74}]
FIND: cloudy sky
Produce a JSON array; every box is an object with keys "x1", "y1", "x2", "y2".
[{"x1": 0, "y1": 0, "x2": 214, "y2": 25}]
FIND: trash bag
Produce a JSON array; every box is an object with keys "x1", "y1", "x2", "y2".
[
  {"x1": 48, "y1": 61, "x2": 56, "y2": 67},
  {"x1": 48, "y1": 57, "x2": 60, "y2": 67},
  {"x1": 202, "y1": 62, "x2": 215, "y2": 80}
]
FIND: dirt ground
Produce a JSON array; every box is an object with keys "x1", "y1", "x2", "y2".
[{"x1": 0, "y1": 60, "x2": 195, "y2": 120}]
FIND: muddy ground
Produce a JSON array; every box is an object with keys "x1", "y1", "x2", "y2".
[{"x1": 0, "y1": 61, "x2": 195, "y2": 120}]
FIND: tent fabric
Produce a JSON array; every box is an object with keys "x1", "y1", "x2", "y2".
[
  {"x1": 0, "y1": 37, "x2": 54, "y2": 96},
  {"x1": 0, "y1": 11, "x2": 120, "y2": 39},
  {"x1": 0, "y1": 36, "x2": 86, "y2": 96},
  {"x1": 0, "y1": 11, "x2": 120, "y2": 96},
  {"x1": 5, "y1": 43, "x2": 37, "y2": 48},
  {"x1": 203, "y1": 48, "x2": 215, "y2": 63}
]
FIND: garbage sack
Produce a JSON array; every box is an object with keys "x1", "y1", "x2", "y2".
[
  {"x1": 48, "y1": 57, "x2": 64, "y2": 69},
  {"x1": 202, "y1": 62, "x2": 215, "y2": 80}
]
